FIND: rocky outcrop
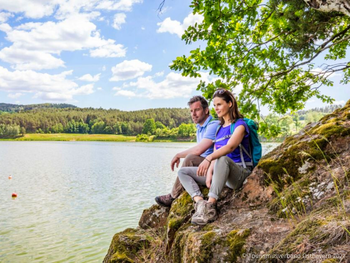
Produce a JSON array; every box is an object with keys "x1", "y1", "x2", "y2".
[{"x1": 104, "y1": 101, "x2": 350, "y2": 262}]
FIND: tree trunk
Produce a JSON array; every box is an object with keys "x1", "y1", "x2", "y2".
[{"x1": 304, "y1": 0, "x2": 350, "y2": 16}]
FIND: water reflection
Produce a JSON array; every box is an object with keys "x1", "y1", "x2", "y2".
[{"x1": 0, "y1": 141, "x2": 279, "y2": 262}]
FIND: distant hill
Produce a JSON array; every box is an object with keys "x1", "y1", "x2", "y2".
[{"x1": 0, "y1": 103, "x2": 77, "y2": 112}]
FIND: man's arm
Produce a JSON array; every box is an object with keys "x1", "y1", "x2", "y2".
[{"x1": 170, "y1": 138, "x2": 213, "y2": 171}]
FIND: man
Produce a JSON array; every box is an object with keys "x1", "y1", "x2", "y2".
[{"x1": 155, "y1": 96, "x2": 219, "y2": 207}]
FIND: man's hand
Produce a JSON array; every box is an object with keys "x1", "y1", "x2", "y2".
[{"x1": 171, "y1": 155, "x2": 180, "y2": 171}]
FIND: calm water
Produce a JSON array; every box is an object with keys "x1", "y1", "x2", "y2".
[{"x1": 0, "y1": 141, "x2": 278, "y2": 263}]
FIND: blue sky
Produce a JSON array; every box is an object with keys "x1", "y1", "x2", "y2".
[{"x1": 0, "y1": 0, "x2": 348, "y2": 112}]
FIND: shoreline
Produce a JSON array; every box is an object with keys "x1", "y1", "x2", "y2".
[
  {"x1": 0, "y1": 133, "x2": 284, "y2": 143},
  {"x1": 0, "y1": 133, "x2": 195, "y2": 142}
]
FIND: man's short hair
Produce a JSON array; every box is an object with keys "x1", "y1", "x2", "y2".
[{"x1": 187, "y1": 96, "x2": 209, "y2": 110}]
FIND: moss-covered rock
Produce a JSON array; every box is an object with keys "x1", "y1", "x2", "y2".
[
  {"x1": 104, "y1": 101, "x2": 350, "y2": 263},
  {"x1": 103, "y1": 228, "x2": 150, "y2": 263},
  {"x1": 139, "y1": 204, "x2": 169, "y2": 230},
  {"x1": 225, "y1": 229, "x2": 250, "y2": 262}
]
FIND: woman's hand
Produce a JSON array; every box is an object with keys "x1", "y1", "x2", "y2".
[
  {"x1": 206, "y1": 171, "x2": 213, "y2": 188},
  {"x1": 197, "y1": 158, "x2": 211, "y2": 176}
]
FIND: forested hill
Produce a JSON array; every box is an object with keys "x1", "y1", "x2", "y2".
[
  {"x1": 0, "y1": 105, "x2": 192, "y2": 136},
  {"x1": 0, "y1": 103, "x2": 77, "y2": 112}
]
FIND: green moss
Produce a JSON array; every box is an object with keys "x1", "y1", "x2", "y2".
[
  {"x1": 108, "y1": 228, "x2": 150, "y2": 262},
  {"x1": 170, "y1": 228, "x2": 188, "y2": 263},
  {"x1": 312, "y1": 122, "x2": 350, "y2": 138},
  {"x1": 322, "y1": 259, "x2": 339, "y2": 263},
  {"x1": 268, "y1": 178, "x2": 310, "y2": 218},
  {"x1": 197, "y1": 231, "x2": 216, "y2": 263},
  {"x1": 259, "y1": 144, "x2": 305, "y2": 188},
  {"x1": 170, "y1": 192, "x2": 193, "y2": 217},
  {"x1": 110, "y1": 251, "x2": 134, "y2": 263},
  {"x1": 225, "y1": 229, "x2": 250, "y2": 262},
  {"x1": 168, "y1": 218, "x2": 182, "y2": 230},
  {"x1": 202, "y1": 224, "x2": 215, "y2": 231}
]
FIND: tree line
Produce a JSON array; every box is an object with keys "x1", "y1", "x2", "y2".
[{"x1": 0, "y1": 107, "x2": 193, "y2": 138}]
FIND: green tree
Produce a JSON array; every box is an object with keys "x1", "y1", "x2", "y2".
[
  {"x1": 170, "y1": 0, "x2": 350, "y2": 136},
  {"x1": 305, "y1": 111, "x2": 324, "y2": 123},
  {"x1": 142, "y1": 118, "x2": 157, "y2": 134},
  {"x1": 91, "y1": 121, "x2": 106, "y2": 134},
  {"x1": 178, "y1": 123, "x2": 196, "y2": 137},
  {"x1": 155, "y1": 121, "x2": 166, "y2": 129},
  {"x1": 0, "y1": 124, "x2": 20, "y2": 138},
  {"x1": 20, "y1": 127, "x2": 26, "y2": 136},
  {"x1": 292, "y1": 113, "x2": 301, "y2": 132}
]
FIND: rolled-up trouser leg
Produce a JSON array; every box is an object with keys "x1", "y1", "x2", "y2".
[
  {"x1": 170, "y1": 154, "x2": 205, "y2": 198},
  {"x1": 208, "y1": 156, "x2": 251, "y2": 200},
  {"x1": 178, "y1": 167, "x2": 207, "y2": 199}
]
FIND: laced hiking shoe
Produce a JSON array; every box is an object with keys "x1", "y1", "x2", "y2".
[
  {"x1": 155, "y1": 194, "x2": 175, "y2": 207},
  {"x1": 191, "y1": 200, "x2": 217, "y2": 226}
]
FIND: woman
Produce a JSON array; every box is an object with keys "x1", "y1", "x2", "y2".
[{"x1": 178, "y1": 89, "x2": 252, "y2": 225}]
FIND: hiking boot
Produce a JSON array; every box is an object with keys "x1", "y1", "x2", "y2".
[
  {"x1": 191, "y1": 200, "x2": 217, "y2": 226},
  {"x1": 155, "y1": 194, "x2": 174, "y2": 207}
]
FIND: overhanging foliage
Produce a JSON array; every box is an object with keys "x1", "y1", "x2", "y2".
[{"x1": 169, "y1": 0, "x2": 350, "y2": 136}]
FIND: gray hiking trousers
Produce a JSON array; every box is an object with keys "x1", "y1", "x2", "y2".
[
  {"x1": 170, "y1": 154, "x2": 205, "y2": 198},
  {"x1": 178, "y1": 156, "x2": 251, "y2": 200}
]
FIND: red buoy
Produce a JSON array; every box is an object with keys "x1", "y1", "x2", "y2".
[{"x1": 12, "y1": 192, "x2": 17, "y2": 198}]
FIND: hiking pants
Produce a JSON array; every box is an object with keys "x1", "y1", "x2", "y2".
[
  {"x1": 178, "y1": 156, "x2": 251, "y2": 200},
  {"x1": 170, "y1": 154, "x2": 205, "y2": 199}
]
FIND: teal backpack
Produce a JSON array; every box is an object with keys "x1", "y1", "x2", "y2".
[{"x1": 214, "y1": 118, "x2": 262, "y2": 168}]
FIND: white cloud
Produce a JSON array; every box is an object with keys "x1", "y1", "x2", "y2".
[
  {"x1": 154, "y1": 71, "x2": 164, "y2": 77},
  {"x1": 102, "y1": 65, "x2": 106, "y2": 71},
  {"x1": 0, "y1": 47, "x2": 65, "y2": 70},
  {"x1": 334, "y1": 100, "x2": 345, "y2": 105},
  {"x1": 0, "y1": 23, "x2": 12, "y2": 32},
  {"x1": 0, "y1": 0, "x2": 58, "y2": 19},
  {"x1": 0, "y1": 0, "x2": 143, "y2": 19},
  {"x1": 97, "y1": 87, "x2": 102, "y2": 90},
  {"x1": 0, "y1": 13, "x2": 126, "y2": 69},
  {"x1": 90, "y1": 41, "x2": 126, "y2": 57},
  {"x1": 0, "y1": 12, "x2": 13, "y2": 23},
  {"x1": 141, "y1": 26, "x2": 145, "y2": 30},
  {"x1": 157, "y1": 13, "x2": 203, "y2": 38},
  {"x1": 71, "y1": 84, "x2": 94, "y2": 95},
  {"x1": 8, "y1": 92, "x2": 22, "y2": 99},
  {"x1": 0, "y1": 67, "x2": 94, "y2": 101},
  {"x1": 96, "y1": 0, "x2": 143, "y2": 12},
  {"x1": 112, "y1": 13, "x2": 126, "y2": 30},
  {"x1": 110, "y1": 59, "x2": 152, "y2": 81},
  {"x1": 123, "y1": 72, "x2": 209, "y2": 99},
  {"x1": 114, "y1": 89, "x2": 137, "y2": 97},
  {"x1": 78, "y1": 73, "x2": 101, "y2": 82}
]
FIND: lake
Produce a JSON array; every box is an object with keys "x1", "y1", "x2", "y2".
[{"x1": 0, "y1": 141, "x2": 278, "y2": 262}]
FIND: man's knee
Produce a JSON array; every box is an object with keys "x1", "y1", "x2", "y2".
[{"x1": 182, "y1": 154, "x2": 202, "y2": 167}]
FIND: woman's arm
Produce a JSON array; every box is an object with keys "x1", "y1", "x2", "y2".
[{"x1": 206, "y1": 159, "x2": 216, "y2": 188}]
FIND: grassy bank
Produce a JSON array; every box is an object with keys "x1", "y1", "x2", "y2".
[{"x1": 1, "y1": 133, "x2": 136, "y2": 142}]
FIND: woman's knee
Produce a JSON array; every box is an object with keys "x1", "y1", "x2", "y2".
[
  {"x1": 178, "y1": 167, "x2": 191, "y2": 182},
  {"x1": 216, "y1": 156, "x2": 230, "y2": 165}
]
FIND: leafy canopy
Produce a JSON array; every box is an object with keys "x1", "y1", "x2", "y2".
[{"x1": 170, "y1": 0, "x2": 350, "y2": 136}]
